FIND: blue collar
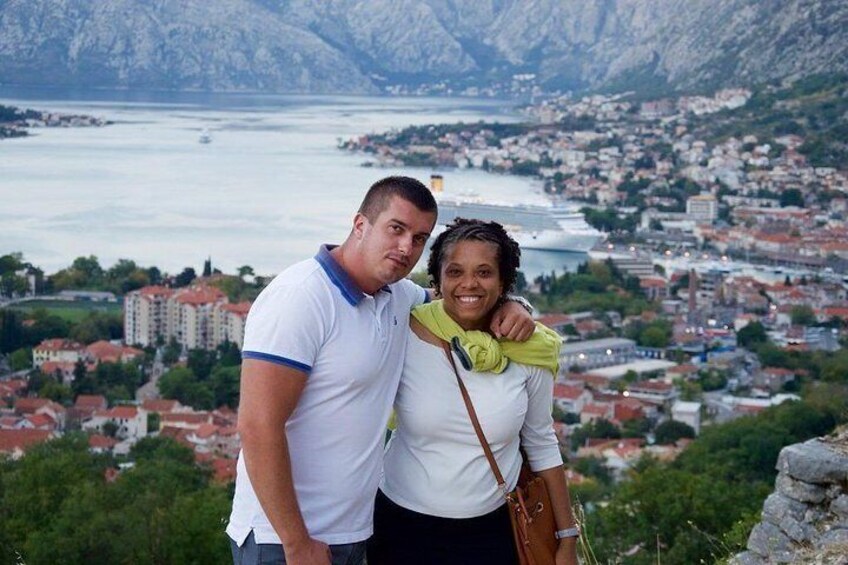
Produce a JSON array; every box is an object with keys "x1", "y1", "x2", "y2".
[{"x1": 315, "y1": 245, "x2": 392, "y2": 306}]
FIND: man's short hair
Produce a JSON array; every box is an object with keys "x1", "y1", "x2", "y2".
[{"x1": 358, "y1": 176, "x2": 437, "y2": 221}]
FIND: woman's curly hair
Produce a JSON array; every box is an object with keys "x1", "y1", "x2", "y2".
[{"x1": 427, "y1": 218, "x2": 521, "y2": 296}]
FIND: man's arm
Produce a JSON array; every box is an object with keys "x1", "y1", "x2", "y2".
[
  {"x1": 489, "y1": 298, "x2": 535, "y2": 341},
  {"x1": 237, "y1": 359, "x2": 331, "y2": 565}
]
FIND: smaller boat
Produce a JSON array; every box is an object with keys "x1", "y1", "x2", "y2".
[{"x1": 198, "y1": 129, "x2": 212, "y2": 144}]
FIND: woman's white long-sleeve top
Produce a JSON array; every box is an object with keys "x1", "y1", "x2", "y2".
[{"x1": 380, "y1": 328, "x2": 563, "y2": 519}]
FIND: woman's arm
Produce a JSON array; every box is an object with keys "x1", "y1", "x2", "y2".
[
  {"x1": 520, "y1": 367, "x2": 578, "y2": 565},
  {"x1": 536, "y1": 466, "x2": 578, "y2": 565}
]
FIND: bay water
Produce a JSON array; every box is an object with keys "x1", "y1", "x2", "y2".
[{"x1": 0, "y1": 88, "x2": 585, "y2": 280}]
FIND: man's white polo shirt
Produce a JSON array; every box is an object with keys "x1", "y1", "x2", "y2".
[{"x1": 227, "y1": 245, "x2": 427, "y2": 547}]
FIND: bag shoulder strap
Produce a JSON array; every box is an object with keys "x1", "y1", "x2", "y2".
[{"x1": 440, "y1": 339, "x2": 508, "y2": 494}]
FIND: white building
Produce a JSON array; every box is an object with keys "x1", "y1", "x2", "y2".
[
  {"x1": 686, "y1": 194, "x2": 718, "y2": 224},
  {"x1": 32, "y1": 339, "x2": 84, "y2": 369},
  {"x1": 82, "y1": 406, "x2": 148, "y2": 441},
  {"x1": 124, "y1": 286, "x2": 174, "y2": 347},
  {"x1": 671, "y1": 400, "x2": 702, "y2": 435},
  {"x1": 124, "y1": 284, "x2": 249, "y2": 350},
  {"x1": 560, "y1": 338, "x2": 637, "y2": 371}
]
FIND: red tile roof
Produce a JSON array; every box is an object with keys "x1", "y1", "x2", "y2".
[
  {"x1": 824, "y1": 307, "x2": 848, "y2": 318},
  {"x1": 574, "y1": 373, "x2": 612, "y2": 389},
  {"x1": 763, "y1": 367, "x2": 795, "y2": 376},
  {"x1": 192, "y1": 423, "x2": 219, "y2": 440},
  {"x1": 97, "y1": 406, "x2": 139, "y2": 419},
  {"x1": 161, "y1": 412, "x2": 212, "y2": 426},
  {"x1": 174, "y1": 286, "x2": 226, "y2": 306},
  {"x1": 553, "y1": 384, "x2": 586, "y2": 400},
  {"x1": 639, "y1": 277, "x2": 668, "y2": 288},
  {"x1": 88, "y1": 434, "x2": 119, "y2": 450},
  {"x1": 221, "y1": 302, "x2": 252, "y2": 316},
  {"x1": 139, "y1": 285, "x2": 175, "y2": 298},
  {"x1": 582, "y1": 403, "x2": 610, "y2": 416},
  {"x1": 0, "y1": 429, "x2": 53, "y2": 454},
  {"x1": 613, "y1": 402, "x2": 644, "y2": 422},
  {"x1": 667, "y1": 364, "x2": 699, "y2": 374},
  {"x1": 0, "y1": 379, "x2": 27, "y2": 395},
  {"x1": 86, "y1": 341, "x2": 143, "y2": 363},
  {"x1": 75, "y1": 394, "x2": 108, "y2": 409},
  {"x1": 629, "y1": 380, "x2": 674, "y2": 392},
  {"x1": 41, "y1": 361, "x2": 77, "y2": 375},
  {"x1": 26, "y1": 413, "x2": 55, "y2": 428},
  {"x1": 0, "y1": 416, "x2": 21, "y2": 428},
  {"x1": 536, "y1": 314, "x2": 573, "y2": 327},
  {"x1": 15, "y1": 397, "x2": 53, "y2": 414},
  {"x1": 34, "y1": 338, "x2": 84, "y2": 352},
  {"x1": 142, "y1": 399, "x2": 181, "y2": 413}
]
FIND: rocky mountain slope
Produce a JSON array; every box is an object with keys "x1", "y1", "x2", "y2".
[{"x1": 0, "y1": 0, "x2": 846, "y2": 94}]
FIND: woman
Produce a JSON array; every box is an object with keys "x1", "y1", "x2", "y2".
[{"x1": 367, "y1": 218, "x2": 579, "y2": 565}]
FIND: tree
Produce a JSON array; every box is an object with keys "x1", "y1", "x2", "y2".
[
  {"x1": 8, "y1": 347, "x2": 31, "y2": 371},
  {"x1": 237, "y1": 265, "x2": 255, "y2": 280},
  {"x1": 654, "y1": 420, "x2": 696, "y2": 444},
  {"x1": 790, "y1": 305, "x2": 816, "y2": 326},
  {"x1": 0, "y1": 434, "x2": 111, "y2": 554},
  {"x1": 158, "y1": 367, "x2": 214, "y2": 410},
  {"x1": 0, "y1": 272, "x2": 28, "y2": 297},
  {"x1": 102, "y1": 420, "x2": 119, "y2": 437},
  {"x1": 737, "y1": 322, "x2": 768, "y2": 349},
  {"x1": 173, "y1": 267, "x2": 196, "y2": 288},
  {"x1": 0, "y1": 433, "x2": 231, "y2": 564},
  {"x1": 69, "y1": 311, "x2": 123, "y2": 343},
  {"x1": 210, "y1": 365, "x2": 241, "y2": 408},
  {"x1": 147, "y1": 411, "x2": 160, "y2": 433},
  {"x1": 779, "y1": 188, "x2": 804, "y2": 208},
  {"x1": 162, "y1": 337, "x2": 181, "y2": 365},
  {"x1": 146, "y1": 266, "x2": 163, "y2": 285},
  {"x1": 187, "y1": 349, "x2": 217, "y2": 380},
  {"x1": 0, "y1": 252, "x2": 24, "y2": 274},
  {"x1": 573, "y1": 456, "x2": 613, "y2": 486},
  {"x1": 570, "y1": 418, "x2": 621, "y2": 450}
]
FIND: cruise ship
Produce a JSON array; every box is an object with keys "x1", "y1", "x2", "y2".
[{"x1": 430, "y1": 176, "x2": 603, "y2": 253}]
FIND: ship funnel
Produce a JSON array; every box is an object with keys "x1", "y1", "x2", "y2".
[{"x1": 429, "y1": 174, "x2": 443, "y2": 194}]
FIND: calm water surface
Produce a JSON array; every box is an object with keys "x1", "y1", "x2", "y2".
[{"x1": 0, "y1": 89, "x2": 584, "y2": 279}]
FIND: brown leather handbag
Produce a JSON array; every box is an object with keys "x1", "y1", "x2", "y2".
[{"x1": 441, "y1": 341, "x2": 558, "y2": 565}]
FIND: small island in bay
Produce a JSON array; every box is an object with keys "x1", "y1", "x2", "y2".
[{"x1": 0, "y1": 103, "x2": 110, "y2": 139}]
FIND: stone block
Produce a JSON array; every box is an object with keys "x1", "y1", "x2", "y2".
[
  {"x1": 816, "y1": 527, "x2": 848, "y2": 547},
  {"x1": 776, "y1": 440, "x2": 848, "y2": 484},
  {"x1": 776, "y1": 472, "x2": 827, "y2": 504},
  {"x1": 748, "y1": 521, "x2": 795, "y2": 562},
  {"x1": 728, "y1": 551, "x2": 766, "y2": 565},
  {"x1": 763, "y1": 492, "x2": 808, "y2": 523},
  {"x1": 779, "y1": 515, "x2": 816, "y2": 543},
  {"x1": 827, "y1": 484, "x2": 844, "y2": 500},
  {"x1": 832, "y1": 495, "x2": 848, "y2": 519}
]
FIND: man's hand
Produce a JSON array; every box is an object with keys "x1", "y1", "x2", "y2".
[
  {"x1": 284, "y1": 537, "x2": 332, "y2": 565},
  {"x1": 490, "y1": 299, "x2": 535, "y2": 341}
]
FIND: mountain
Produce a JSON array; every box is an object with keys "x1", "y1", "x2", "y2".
[{"x1": 1, "y1": 0, "x2": 846, "y2": 95}]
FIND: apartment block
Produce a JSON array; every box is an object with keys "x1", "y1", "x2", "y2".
[{"x1": 124, "y1": 284, "x2": 250, "y2": 350}]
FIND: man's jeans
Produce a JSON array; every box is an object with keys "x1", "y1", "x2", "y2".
[{"x1": 230, "y1": 531, "x2": 366, "y2": 565}]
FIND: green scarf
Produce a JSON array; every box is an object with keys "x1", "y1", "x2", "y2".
[{"x1": 411, "y1": 300, "x2": 562, "y2": 376}]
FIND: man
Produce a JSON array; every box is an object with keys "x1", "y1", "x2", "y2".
[{"x1": 227, "y1": 176, "x2": 535, "y2": 565}]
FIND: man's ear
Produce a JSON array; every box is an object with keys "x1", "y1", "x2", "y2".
[{"x1": 353, "y1": 213, "x2": 368, "y2": 239}]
